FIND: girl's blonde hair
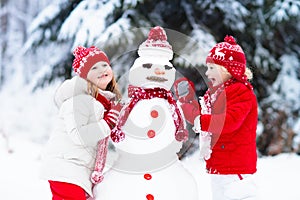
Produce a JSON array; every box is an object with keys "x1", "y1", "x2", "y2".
[
  {"x1": 245, "y1": 67, "x2": 253, "y2": 80},
  {"x1": 106, "y1": 75, "x2": 122, "y2": 100},
  {"x1": 87, "y1": 75, "x2": 122, "y2": 101},
  {"x1": 221, "y1": 66, "x2": 253, "y2": 80}
]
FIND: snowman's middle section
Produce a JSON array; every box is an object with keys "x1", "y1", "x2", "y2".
[{"x1": 113, "y1": 98, "x2": 183, "y2": 173}]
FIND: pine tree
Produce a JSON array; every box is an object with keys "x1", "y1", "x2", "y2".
[{"x1": 254, "y1": 0, "x2": 300, "y2": 155}]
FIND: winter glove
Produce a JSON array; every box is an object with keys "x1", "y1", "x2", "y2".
[
  {"x1": 109, "y1": 101, "x2": 126, "y2": 143},
  {"x1": 174, "y1": 77, "x2": 200, "y2": 124},
  {"x1": 174, "y1": 77, "x2": 196, "y2": 103},
  {"x1": 103, "y1": 102, "x2": 122, "y2": 130}
]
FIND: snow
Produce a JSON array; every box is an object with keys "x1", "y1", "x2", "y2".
[
  {"x1": 0, "y1": 71, "x2": 299, "y2": 199},
  {"x1": 1, "y1": 1, "x2": 300, "y2": 198},
  {"x1": 0, "y1": 75, "x2": 299, "y2": 198},
  {"x1": 184, "y1": 152, "x2": 300, "y2": 200},
  {"x1": 1, "y1": 135, "x2": 300, "y2": 199}
]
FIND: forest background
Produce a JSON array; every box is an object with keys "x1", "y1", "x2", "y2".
[{"x1": 0, "y1": 0, "x2": 300, "y2": 157}]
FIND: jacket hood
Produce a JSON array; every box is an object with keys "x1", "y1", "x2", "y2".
[{"x1": 54, "y1": 76, "x2": 115, "y2": 108}]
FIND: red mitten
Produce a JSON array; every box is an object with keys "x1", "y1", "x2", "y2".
[
  {"x1": 111, "y1": 101, "x2": 123, "y2": 112},
  {"x1": 174, "y1": 77, "x2": 196, "y2": 103},
  {"x1": 103, "y1": 102, "x2": 122, "y2": 130},
  {"x1": 174, "y1": 77, "x2": 200, "y2": 124},
  {"x1": 180, "y1": 100, "x2": 200, "y2": 125}
]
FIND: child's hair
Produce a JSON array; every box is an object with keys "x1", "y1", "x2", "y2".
[
  {"x1": 245, "y1": 68, "x2": 253, "y2": 80},
  {"x1": 221, "y1": 66, "x2": 253, "y2": 81},
  {"x1": 106, "y1": 75, "x2": 122, "y2": 100},
  {"x1": 87, "y1": 75, "x2": 122, "y2": 101}
]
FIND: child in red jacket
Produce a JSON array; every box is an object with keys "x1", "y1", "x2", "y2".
[{"x1": 177, "y1": 35, "x2": 258, "y2": 200}]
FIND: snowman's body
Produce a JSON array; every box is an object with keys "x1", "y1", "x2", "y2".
[
  {"x1": 92, "y1": 98, "x2": 198, "y2": 199},
  {"x1": 91, "y1": 26, "x2": 198, "y2": 200}
]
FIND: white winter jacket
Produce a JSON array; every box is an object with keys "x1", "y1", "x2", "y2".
[{"x1": 40, "y1": 76, "x2": 115, "y2": 197}]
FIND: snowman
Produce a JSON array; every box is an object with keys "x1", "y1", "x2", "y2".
[{"x1": 91, "y1": 26, "x2": 199, "y2": 200}]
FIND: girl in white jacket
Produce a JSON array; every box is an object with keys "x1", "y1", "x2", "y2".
[{"x1": 40, "y1": 46, "x2": 122, "y2": 199}]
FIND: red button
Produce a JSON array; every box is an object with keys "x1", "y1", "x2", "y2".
[
  {"x1": 146, "y1": 194, "x2": 154, "y2": 200},
  {"x1": 144, "y1": 173, "x2": 152, "y2": 180},
  {"x1": 147, "y1": 130, "x2": 156, "y2": 138},
  {"x1": 150, "y1": 110, "x2": 158, "y2": 118}
]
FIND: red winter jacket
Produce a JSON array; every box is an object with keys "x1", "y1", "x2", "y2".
[{"x1": 200, "y1": 82, "x2": 258, "y2": 174}]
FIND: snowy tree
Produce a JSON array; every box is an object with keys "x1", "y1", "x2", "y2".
[
  {"x1": 253, "y1": 0, "x2": 300, "y2": 155},
  {"x1": 0, "y1": 0, "x2": 8, "y2": 88},
  {"x1": 258, "y1": 54, "x2": 300, "y2": 155},
  {"x1": 0, "y1": 0, "x2": 51, "y2": 87},
  {"x1": 23, "y1": 0, "x2": 214, "y2": 91}
]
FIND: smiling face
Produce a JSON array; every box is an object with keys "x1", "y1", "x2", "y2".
[
  {"x1": 129, "y1": 57, "x2": 176, "y2": 90},
  {"x1": 87, "y1": 61, "x2": 113, "y2": 90},
  {"x1": 205, "y1": 63, "x2": 232, "y2": 87}
]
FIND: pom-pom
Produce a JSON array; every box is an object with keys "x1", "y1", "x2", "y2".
[
  {"x1": 110, "y1": 129, "x2": 125, "y2": 143},
  {"x1": 148, "y1": 26, "x2": 167, "y2": 41},
  {"x1": 73, "y1": 46, "x2": 86, "y2": 57},
  {"x1": 224, "y1": 35, "x2": 236, "y2": 45},
  {"x1": 91, "y1": 171, "x2": 104, "y2": 184},
  {"x1": 175, "y1": 129, "x2": 189, "y2": 142}
]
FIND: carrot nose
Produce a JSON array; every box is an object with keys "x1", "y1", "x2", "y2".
[{"x1": 155, "y1": 68, "x2": 165, "y2": 75}]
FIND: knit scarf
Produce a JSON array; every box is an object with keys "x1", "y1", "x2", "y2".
[
  {"x1": 203, "y1": 78, "x2": 237, "y2": 114},
  {"x1": 96, "y1": 92, "x2": 111, "y2": 113},
  {"x1": 110, "y1": 85, "x2": 189, "y2": 143},
  {"x1": 91, "y1": 92, "x2": 111, "y2": 184},
  {"x1": 197, "y1": 78, "x2": 238, "y2": 160}
]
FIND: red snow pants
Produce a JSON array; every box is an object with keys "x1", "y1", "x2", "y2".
[{"x1": 48, "y1": 180, "x2": 86, "y2": 200}]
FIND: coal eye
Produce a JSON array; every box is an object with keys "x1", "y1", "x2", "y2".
[
  {"x1": 164, "y1": 65, "x2": 172, "y2": 70},
  {"x1": 91, "y1": 66, "x2": 98, "y2": 70},
  {"x1": 143, "y1": 63, "x2": 152, "y2": 69}
]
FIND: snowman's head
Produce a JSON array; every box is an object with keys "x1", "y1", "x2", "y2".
[{"x1": 129, "y1": 26, "x2": 176, "y2": 90}]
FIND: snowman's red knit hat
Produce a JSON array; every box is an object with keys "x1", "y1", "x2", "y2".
[
  {"x1": 206, "y1": 35, "x2": 247, "y2": 82},
  {"x1": 138, "y1": 26, "x2": 173, "y2": 60},
  {"x1": 72, "y1": 46, "x2": 110, "y2": 79}
]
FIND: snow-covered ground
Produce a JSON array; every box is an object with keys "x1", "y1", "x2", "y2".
[
  {"x1": 1, "y1": 135, "x2": 299, "y2": 200},
  {"x1": 0, "y1": 76, "x2": 299, "y2": 199}
]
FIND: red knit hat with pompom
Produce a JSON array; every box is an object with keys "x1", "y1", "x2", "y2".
[
  {"x1": 206, "y1": 35, "x2": 247, "y2": 82},
  {"x1": 72, "y1": 46, "x2": 110, "y2": 79},
  {"x1": 138, "y1": 26, "x2": 173, "y2": 60}
]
